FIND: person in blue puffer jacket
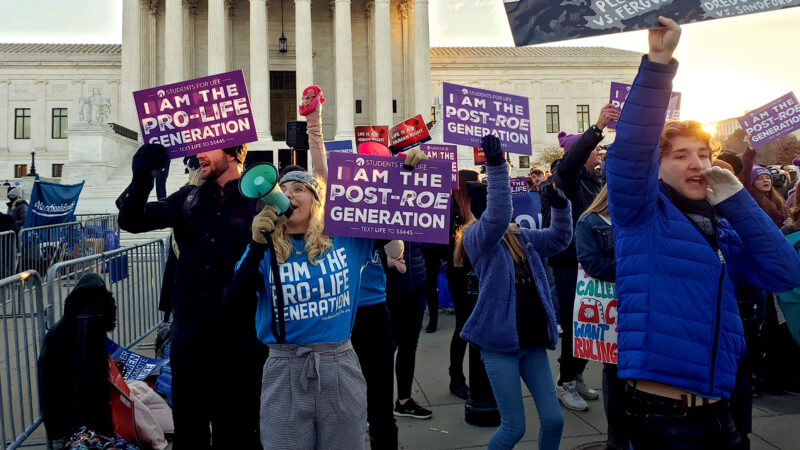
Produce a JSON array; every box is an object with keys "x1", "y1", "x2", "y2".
[
  {"x1": 605, "y1": 17, "x2": 800, "y2": 448},
  {"x1": 456, "y1": 135, "x2": 573, "y2": 450}
]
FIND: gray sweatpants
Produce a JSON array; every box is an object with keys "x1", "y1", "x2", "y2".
[{"x1": 260, "y1": 339, "x2": 368, "y2": 450}]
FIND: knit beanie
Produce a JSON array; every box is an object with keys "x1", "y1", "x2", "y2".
[
  {"x1": 751, "y1": 165, "x2": 771, "y2": 185},
  {"x1": 8, "y1": 187, "x2": 22, "y2": 198},
  {"x1": 279, "y1": 170, "x2": 320, "y2": 200},
  {"x1": 558, "y1": 131, "x2": 581, "y2": 153},
  {"x1": 74, "y1": 273, "x2": 107, "y2": 291},
  {"x1": 223, "y1": 144, "x2": 248, "y2": 164}
]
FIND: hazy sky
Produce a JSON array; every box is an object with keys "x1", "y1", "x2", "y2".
[{"x1": 1, "y1": 1, "x2": 799, "y2": 124}]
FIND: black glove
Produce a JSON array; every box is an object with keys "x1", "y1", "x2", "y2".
[
  {"x1": 482, "y1": 134, "x2": 505, "y2": 167},
  {"x1": 132, "y1": 144, "x2": 169, "y2": 177},
  {"x1": 544, "y1": 185, "x2": 569, "y2": 210}
]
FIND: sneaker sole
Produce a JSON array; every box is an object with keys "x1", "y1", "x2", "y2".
[
  {"x1": 557, "y1": 397, "x2": 588, "y2": 412},
  {"x1": 578, "y1": 393, "x2": 600, "y2": 401},
  {"x1": 393, "y1": 411, "x2": 433, "y2": 419}
]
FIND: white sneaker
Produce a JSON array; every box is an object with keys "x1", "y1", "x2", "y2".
[
  {"x1": 557, "y1": 381, "x2": 589, "y2": 411},
  {"x1": 575, "y1": 374, "x2": 599, "y2": 400}
]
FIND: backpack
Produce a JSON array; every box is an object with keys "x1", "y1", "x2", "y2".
[{"x1": 775, "y1": 232, "x2": 800, "y2": 345}]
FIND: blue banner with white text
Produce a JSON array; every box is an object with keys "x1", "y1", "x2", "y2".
[{"x1": 25, "y1": 179, "x2": 84, "y2": 227}]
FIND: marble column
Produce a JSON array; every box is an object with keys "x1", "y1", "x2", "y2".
[
  {"x1": 371, "y1": 0, "x2": 392, "y2": 125},
  {"x1": 294, "y1": 0, "x2": 314, "y2": 118},
  {"x1": 185, "y1": 0, "x2": 198, "y2": 79},
  {"x1": 120, "y1": 0, "x2": 142, "y2": 131},
  {"x1": 250, "y1": 0, "x2": 273, "y2": 141},
  {"x1": 208, "y1": 0, "x2": 229, "y2": 74},
  {"x1": 165, "y1": 0, "x2": 185, "y2": 83},
  {"x1": 147, "y1": 1, "x2": 159, "y2": 87},
  {"x1": 333, "y1": 0, "x2": 354, "y2": 141},
  {"x1": 412, "y1": 0, "x2": 431, "y2": 119}
]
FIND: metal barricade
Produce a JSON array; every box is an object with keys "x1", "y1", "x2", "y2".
[
  {"x1": 81, "y1": 215, "x2": 121, "y2": 257},
  {"x1": 17, "y1": 223, "x2": 83, "y2": 277},
  {"x1": 77, "y1": 214, "x2": 120, "y2": 237},
  {"x1": 45, "y1": 239, "x2": 165, "y2": 348},
  {"x1": 0, "y1": 232, "x2": 16, "y2": 279},
  {"x1": 0, "y1": 271, "x2": 46, "y2": 450}
]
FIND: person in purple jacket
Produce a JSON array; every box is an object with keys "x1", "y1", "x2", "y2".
[
  {"x1": 605, "y1": 17, "x2": 800, "y2": 448},
  {"x1": 455, "y1": 134, "x2": 573, "y2": 450}
]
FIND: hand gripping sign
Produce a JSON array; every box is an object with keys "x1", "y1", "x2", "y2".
[
  {"x1": 324, "y1": 152, "x2": 452, "y2": 244},
  {"x1": 133, "y1": 70, "x2": 258, "y2": 159}
]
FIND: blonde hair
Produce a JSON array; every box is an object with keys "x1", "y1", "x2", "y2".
[
  {"x1": 271, "y1": 175, "x2": 332, "y2": 264},
  {"x1": 454, "y1": 220, "x2": 527, "y2": 267},
  {"x1": 581, "y1": 185, "x2": 609, "y2": 218}
]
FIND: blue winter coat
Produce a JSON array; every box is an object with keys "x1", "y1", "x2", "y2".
[
  {"x1": 605, "y1": 56, "x2": 800, "y2": 399},
  {"x1": 575, "y1": 213, "x2": 615, "y2": 283},
  {"x1": 460, "y1": 163, "x2": 573, "y2": 353}
]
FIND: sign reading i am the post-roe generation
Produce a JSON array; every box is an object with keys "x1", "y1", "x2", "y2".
[
  {"x1": 738, "y1": 92, "x2": 800, "y2": 148},
  {"x1": 324, "y1": 152, "x2": 452, "y2": 244},
  {"x1": 443, "y1": 82, "x2": 532, "y2": 155},
  {"x1": 133, "y1": 70, "x2": 258, "y2": 158}
]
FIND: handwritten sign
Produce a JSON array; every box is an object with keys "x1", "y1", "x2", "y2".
[
  {"x1": 609, "y1": 81, "x2": 680, "y2": 129},
  {"x1": 389, "y1": 115, "x2": 432, "y2": 153},
  {"x1": 738, "y1": 92, "x2": 800, "y2": 148},
  {"x1": 421, "y1": 144, "x2": 458, "y2": 189},
  {"x1": 133, "y1": 70, "x2": 257, "y2": 158},
  {"x1": 325, "y1": 152, "x2": 452, "y2": 244},
  {"x1": 504, "y1": 0, "x2": 800, "y2": 46},
  {"x1": 443, "y1": 82, "x2": 531, "y2": 155},
  {"x1": 355, "y1": 125, "x2": 389, "y2": 147},
  {"x1": 572, "y1": 265, "x2": 618, "y2": 364}
]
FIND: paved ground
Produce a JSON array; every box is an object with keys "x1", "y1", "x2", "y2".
[{"x1": 15, "y1": 311, "x2": 800, "y2": 449}]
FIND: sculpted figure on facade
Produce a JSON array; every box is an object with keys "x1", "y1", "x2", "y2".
[{"x1": 78, "y1": 88, "x2": 112, "y2": 125}]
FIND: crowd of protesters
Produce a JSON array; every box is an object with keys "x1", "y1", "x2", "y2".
[{"x1": 33, "y1": 16, "x2": 800, "y2": 450}]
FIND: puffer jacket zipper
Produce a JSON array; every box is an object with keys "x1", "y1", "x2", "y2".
[{"x1": 709, "y1": 248, "x2": 726, "y2": 395}]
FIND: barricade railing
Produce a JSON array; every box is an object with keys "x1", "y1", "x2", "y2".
[
  {"x1": 0, "y1": 232, "x2": 16, "y2": 279},
  {"x1": 45, "y1": 238, "x2": 165, "y2": 348},
  {"x1": 15, "y1": 214, "x2": 121, "y2": 277},
  {"x1": 0, "y1": 271, "x2": 46, "y2": 450}
]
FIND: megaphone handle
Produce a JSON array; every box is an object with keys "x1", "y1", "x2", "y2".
[{"x1": 263, "y1": 230, "x2": 287, "y2": 343}]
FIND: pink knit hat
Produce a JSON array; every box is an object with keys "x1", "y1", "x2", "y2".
[{"x1": 558, "y1": 130, "x2": 581, "y2": 153}]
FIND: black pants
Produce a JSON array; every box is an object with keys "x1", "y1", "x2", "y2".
[
  {"x1": 170, "y1": 319, "x2": 265, "y2": 449},
  {"x1": 625, "y1": 385, "x2": 744, "y2": 450},
  {"x1": 447, "y1": 266, "x2": 470, "y2": 381},
  {"x1": 351, "y1": 303, "x2": 398, "y2": 449},
  {"x1": 422, "y1": 247, "x2": 441, "y2": 327},
  {"x1": 553, "y1": 264, "x2": 587, "y2": 383},
  {"x1": 387, "y1": 287, "x2": 426, "y2": 400},
  {"x1": 602, "y1": 363, "x2": 629, "y2": 450}
]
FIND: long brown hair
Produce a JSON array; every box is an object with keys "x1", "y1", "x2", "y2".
[
  {"x1": 751, "y1": 186, "x2": 786, "y2": 221},
  {"x1": 789, "y1": 189, "x2": 800, "y2": 228},
  {"x1": 581, "y1": 185, "x2": 609, "y2": 219},
  {"x1": 453, "y1": 169, "x2": 479, "y2": 226},
  {"x1": 454, "y1": 221, "x2": 527, "y2": 267}
]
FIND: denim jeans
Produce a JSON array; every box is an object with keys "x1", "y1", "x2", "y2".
[
  {"x1": 602, "y1": 363, "x2": 629, "y2": 450},
  {"x1": 480, "y1": 347, "x2": 564, "y2": 450}
]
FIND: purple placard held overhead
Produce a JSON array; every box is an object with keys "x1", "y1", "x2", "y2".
[
  {"x1": 738, "y1": 92, "x2": 800, "y2": 149},
  {"x1": 421, "y1": 143, "x2": 458, "y2": 190},
  {"x1": 133, "y1": 70, "x2": 258, "y2": 159},
  {"x1": 325, "y1": 152, "x2": 452, "y2": 244},
  {"x1": 608, "y1": 82, "x2": 680, "y2": 129},
  {"x1": 510, "y1": 177, "x2": 528, "y2": 194},
  {"x1": 443, "y1": 82, "x2": 532, "y2": 155}
]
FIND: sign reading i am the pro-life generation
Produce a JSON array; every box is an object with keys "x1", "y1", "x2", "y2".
[
  {"x1": 608, "y1": 81, "x2": 681, "y2": 129},
  {"x1": 738, "y1": 92, "x2": 800, "y2": 148},
  {"x1": 133, "y1": 70, "x2": 257, "y2": 159},
  {"x1": 443, "y1": 82, "x2": 532, "y2": 155},
  {"x1": 420, "y1": 144, "x2": 458, "y2": 190},
  {"x1": 324, "y1": 152, "x2": 452, "y2": 244}
]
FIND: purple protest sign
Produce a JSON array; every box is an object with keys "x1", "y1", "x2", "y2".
[
  {"x1": 421, "y1": 144, "x2": 458, "y2": 190},
  {"x1": 443, "y1": 82, "x2": 531, "y2": 155},
  {"x1": 738, "y1": 92, "x2": 800, "y2": 148},
  {"x1": 510, "y1": 177, "x2": 528, "y2": 194},
  {"x1": 325, "y1": 152, "x2": 452, "y2": 244},
  {"x1": 133, "y1": 70, "x2": 258, "y2": 159},
  {"x1": 608, "y1": 82, "x2": 680, "y2": 129}
]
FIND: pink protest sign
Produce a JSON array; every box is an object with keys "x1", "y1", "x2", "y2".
[
  {"x1": 608, "y1": 81, "x2": 680, "y2": 129},
  {"x1": 133, "y1": 70, "x2": 257, "y2": 158},
  {"x1": 324, "y1": 152, "x2": 452, "y2": 244},
  {"x1": 420, "y1": 144, "x2": 458, "y2": 189},
  {"x1": 738, "y1": 92, "x2": 800, "y2": 148}
]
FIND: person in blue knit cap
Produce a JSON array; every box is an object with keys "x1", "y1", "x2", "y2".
[
  {"x1": 605, "y1": 16, "x2": 800, "y2": 448},
  {"x1": 455, "y1": 134, "x2": 573, "y2": 450}
]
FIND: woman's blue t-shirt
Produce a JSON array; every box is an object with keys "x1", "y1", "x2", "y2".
[
  {"x1": 239, "y1": 235, "x2": 375, "y2": 345},
  {"x1": 356, "y1": 250, "x2": 387, "y2": 307}
]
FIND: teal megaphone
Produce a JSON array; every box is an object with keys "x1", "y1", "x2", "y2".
[{"x1": 238, "y1": 162, "x2": 293, "y2": 217}]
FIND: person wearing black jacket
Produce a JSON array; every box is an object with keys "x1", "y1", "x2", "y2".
[
  {"x1": 550, "y1": 104, "x2": 618, "y2": 412},
  {"x1": 116, "y1": 143, "x2": 265, "y2": 449}
]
